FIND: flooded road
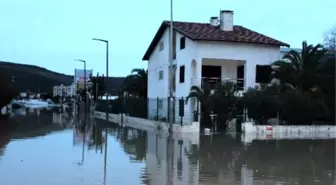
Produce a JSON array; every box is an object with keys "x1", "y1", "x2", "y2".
[{"x1": 0, "y1": 109, "x2": 335, "y2": 185}]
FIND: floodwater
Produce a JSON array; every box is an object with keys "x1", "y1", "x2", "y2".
[{"x1": 0, "y1": 108, "x2": 335, "y2": 185}]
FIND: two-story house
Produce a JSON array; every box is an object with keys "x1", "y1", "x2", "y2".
[{"x1": 143, "y1": 10, "x2": 289, "y2": 125}]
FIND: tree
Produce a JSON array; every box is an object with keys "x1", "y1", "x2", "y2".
[
  {"x1": 271, "y1": 41, "x2": 331, "y2": 114},
  {"x1": 122, "y1": 68, "x2": 147, "y2": 97},
  {"x1": 271, "y1": 41, "x2": 335, "y2": 122},
  {"x1": 211, "y1": 81, "x2": 240, "y2": 129},
  {"x1": 89, "y1": 73, "x2": 105, "y2": 101},
  {"x1": 323, "y1": 25, "x2": 336, "y2": 51},
  {"x1": 315, "y1": 51, "x2": 336, "y2": 122},
  {"x1": 186, "y1": 83, "x2": 213, "y2": 124},
  {"x1": 186, "y1": 81, "x2": 239, "y2": 129},
  {"x1": 240, "y1": 84, "x2": 280, "y2": 124},
  {"x1": 272, "y1": 41, "x2": 328, "y2": 91}
]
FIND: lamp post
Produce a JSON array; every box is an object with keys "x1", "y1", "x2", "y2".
[
  {"x1": 92, "y1": 38, "x2": 109, "y2": 101},
  {"x1": 75, "y1": 59, "x2": 87, "y2": 111},
  {"x1": 92, "y1": 38, "x2": 109, "y2": 119}
]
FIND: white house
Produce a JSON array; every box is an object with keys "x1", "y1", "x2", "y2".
[{"x1": 142, "y1": 10, "x2": 289, "y2": 125}]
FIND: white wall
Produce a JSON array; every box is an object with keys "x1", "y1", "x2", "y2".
[
  {"x1": 147, "y1": 29, "x2": 171, "y2": 120},
  {"x1": 147, "y1": 29, "x2": 170, "y2": 99},
  {"x1": 173, "y1": 32, "x2": 198, "y2": 124}
]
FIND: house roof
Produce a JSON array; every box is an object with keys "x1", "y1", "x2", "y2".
[{"x1": 142, "y1": 21, "x2": 290, "y2": 60}]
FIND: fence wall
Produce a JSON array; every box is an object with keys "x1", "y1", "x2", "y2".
[
  {"x1": 147, "y1": 97, "x2": 168, "y2": 122},
  {"x1": 148, "y1": 97, "x2": 193, "y2": 125},
  {"x1": 96, "y1": 96, "x2": 193, "y2": 126}
]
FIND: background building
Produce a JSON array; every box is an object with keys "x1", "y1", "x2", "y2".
[
  {"x1": 74, "y1": 69, "x2": 93, "y2": 93},
  {"x1": 53, "y1": 84, "x2": 76, "y2": 97}
]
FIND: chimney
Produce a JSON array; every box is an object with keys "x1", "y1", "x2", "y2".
[
  {"x1": 210, "y1": 16, "x2": 219, "y2": 26},
  {"x1": 220, "y1": 10, "x2": 234, "y2": 31}
]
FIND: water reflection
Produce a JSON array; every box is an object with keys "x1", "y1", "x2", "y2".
[{"x1": 0, "y1": 110, "x2": 334, "y2": 185}]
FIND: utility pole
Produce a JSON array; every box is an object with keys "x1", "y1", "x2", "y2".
[
  {"x1": 168, "y1": 0, "x2": 174, "y2": 132},
  {"x1": 167, "y1": 1, "x2": 175, "y2": 185}
]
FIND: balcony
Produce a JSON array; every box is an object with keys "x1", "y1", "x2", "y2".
[{"x1": 201, "y1": 77, "x2": 244, "y2": 90}]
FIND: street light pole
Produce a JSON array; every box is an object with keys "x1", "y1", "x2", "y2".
[
  {"x1": 75, "y1": 59, "x2": 87, "y2": 112},
  {"x1": 92, "y1": 38, "x2": 109, "y2": 119},
  {"x1": 92, "y1": 38, "x2": 109, "y2": 101}
]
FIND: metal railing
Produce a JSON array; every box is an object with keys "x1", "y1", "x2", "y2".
[{"x1": 200, "y1": 77, "x2": 245, "y2": 91}]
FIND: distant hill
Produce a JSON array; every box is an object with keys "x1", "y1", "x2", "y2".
[
  {"x1": 0, "y1": 61, "x2": 73, "y2": 94},
  {"x1": 0, "y1": 61, "x2": 126, "y2": 95}
]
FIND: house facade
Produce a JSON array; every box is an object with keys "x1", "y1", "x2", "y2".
[{"x1": 143, "y1": 10, "x2": 289, "y2": 125}]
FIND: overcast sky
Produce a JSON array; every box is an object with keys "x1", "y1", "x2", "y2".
[{"x1": 0, "y1": 0, "x2": 335, "y2": 76}]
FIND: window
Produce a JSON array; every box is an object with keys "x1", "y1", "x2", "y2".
[
  {"x1": 158, "y1": 100, "x2": 163, "y2": 108},
  {"x1": 159, "y1": 70, "x2": 164, "y2": 80},
  {"x1": 180, "y1": 37, "x2": 185, "y2": 50},
  {"x1": 179, "y1": 65, "x2": 185, "y2": 83},
  {"x1": 173, "y1": 31, "x2": 176, "y2": 59},
  {"x1": 159, "y1": 41, "x2": 164, "y2": 51},
  {"x1": 255, "y1": 65, "x2": 272, "y2": 83}
]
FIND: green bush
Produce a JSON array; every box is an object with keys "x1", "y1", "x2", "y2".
[
  {"x1": 240, "y1": 85, "x2": 333, "y2": 125},
  {"x1": 279, "y1": 90, "x2": 329, "y2": 124},
  {"x1": 240, "y1": 85, "x2": 280, "y2": 124}
]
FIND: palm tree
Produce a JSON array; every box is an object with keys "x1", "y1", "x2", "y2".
[
  {"x1": 186, "y1": 83, "x2": 212, "y2": 123},
  {"x1": 212, "y1": 81, "x2": 239, "y2": 128},
  {"x1": 272, "y1": 41, "x2": 327, "y2": 91},
  {"x1": 122, "y1": 68, "x2": 147, "y2": 97},
  {"x1": 271, "y1": 41, "x2": 333, "y2": 115}
]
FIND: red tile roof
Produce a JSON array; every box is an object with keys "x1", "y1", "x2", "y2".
[{"x1": 142, "y1": 21, "x2": 290, "y2": 60}]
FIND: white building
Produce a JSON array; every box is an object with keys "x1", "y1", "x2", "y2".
[
  {"x1": 53, "y1": 83, "x2": 76, "y2": 97},
  {"x1": 142, "y1": 10, "x2": 289, "y2": 125}
]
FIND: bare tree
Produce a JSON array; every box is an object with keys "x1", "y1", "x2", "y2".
[{"x1": 323, "y1": 25, "x2": 336, "y2": 51}]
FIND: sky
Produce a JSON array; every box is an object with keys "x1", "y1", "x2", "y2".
[{"x1": 0, "y1": 0, "x2": 335, "y2": 77}]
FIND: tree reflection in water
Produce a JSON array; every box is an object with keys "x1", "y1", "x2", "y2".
[
  {"x1": 197, "y1": 133, "x2": 335, "y2": 185},
  {"x1": 113, "y1": 126, "x2": 147, "y2": 161},
  {"x1": 90, "y1": 119, "x2": 147, "y2": 161},
  {"x1": 0, "y1": 118, "x2": 17, "y2": 158}
]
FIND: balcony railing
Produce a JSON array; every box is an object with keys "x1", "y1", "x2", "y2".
[{"x1": 201, "y1": 77, "x2": 245, "y2": 91}]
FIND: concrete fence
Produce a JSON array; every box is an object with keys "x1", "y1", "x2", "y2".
[
  {"x1": 94, "y1": 111, "x2": 200, "y2": 135},
  {"x1": 241, "y1": 121, "x2": 336, "y2": 143}
]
